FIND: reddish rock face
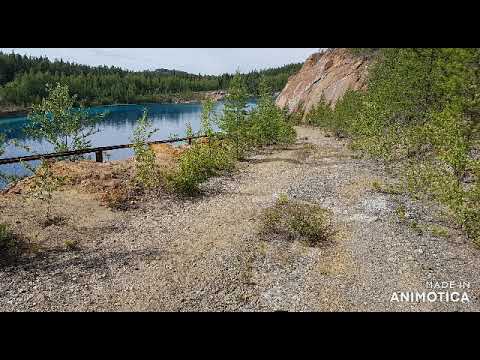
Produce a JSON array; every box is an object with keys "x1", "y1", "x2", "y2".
[{"x1": 275, "y1": 48, "x2": 370, "y2": 116}]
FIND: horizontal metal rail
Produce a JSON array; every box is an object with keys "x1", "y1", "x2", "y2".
[{"x1": 0, "y1": 135, "x2": 208, "y2": 165}]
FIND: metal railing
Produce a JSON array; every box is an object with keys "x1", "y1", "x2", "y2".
[{"x1": 0, "y1": 135, "x2": 207, "y2": 165}]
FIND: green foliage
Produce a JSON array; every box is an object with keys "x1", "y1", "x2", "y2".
[
  {"x1": 0, "y1": 134, "x2": 5, "y2": 182},
  {"x1": 0, "y1": 51, "x2": 301, "y2": 107},
  {"x1": 166, "y1": 138, "x2": 236, "y2": 195},
  {"x1": 247, "y1": 78, "x2": 296, "y2": 146},
  {"x1": 200, "y1": 98, "x2": 216, "y2": 137},
  {"x1": 219, "y1": 73, "x2": 251, "y2": 158},
  {"x1": 27, "y1": 160, "x2": 63, "y2": 222},
  {"x1": 64, "y1": 239, "x2": 79, "y2": 251},
  {"x1": 168, "y1": 76, "x2": 298, "y2": 196},
  {"x1": 305, "y1": 48, "x2": 480, "y2": 243},
  {"x1": 349, "y1": 48, "x2": 379, "y2": 58},
  {"x1": 260, "y1": 198, "x2": 334, "y2": 247},
  {"x1": 277, "y1": 193, "x2": 289, "y2": 205},
  {"x1": 25, "y1": 83, "x2": 104, "y2": 153},
  {"x1": 131, "y1": 110, "x2": 161, "y2": 189},
  {"x1": 220, "y1": 75, "x2": 296, "y2": 157},
  {"x1": 429, "y1": 224, "x2": 450, "y2": 238},
  {"x1": 0, "y1": 223, "x2": 16, "y2": 255}
]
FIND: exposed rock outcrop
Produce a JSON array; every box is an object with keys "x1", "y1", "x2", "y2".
[
  {"x1": 204, "y1": 90, "x2": 227, "y2": 102},
  {"x1": 276, "y1": 48, "x2": 370, "y2": 115}
]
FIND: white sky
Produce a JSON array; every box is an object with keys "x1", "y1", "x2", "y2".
[{"x1": 0, "y1": 48, "x2": 320, "y2": 75}]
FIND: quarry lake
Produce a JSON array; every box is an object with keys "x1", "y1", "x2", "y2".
[{"x1": 0, "y1": 100, "x2": 257, "y2": 187}]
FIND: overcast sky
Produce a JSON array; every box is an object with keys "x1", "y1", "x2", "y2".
[{"x1": 0, "y1": 48, "x2": 320, "y2": 75}]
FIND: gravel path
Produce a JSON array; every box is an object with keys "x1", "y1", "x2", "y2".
[{"x1": 1, "y1": 126, "x2": 479, "y2": 311}]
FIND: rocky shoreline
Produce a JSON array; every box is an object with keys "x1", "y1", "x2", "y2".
[{"x1": 0, "y1": 107, "x2": 31, "y2": 119}]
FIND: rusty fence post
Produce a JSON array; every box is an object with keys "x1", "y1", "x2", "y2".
[{"x1": 95, "y1": 150, "x2": 103, "y2": 163}]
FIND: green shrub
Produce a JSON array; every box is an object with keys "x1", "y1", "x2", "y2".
[
  {"x1": 219, "y1": 75, "x2": 296, "y2": 158},
  {"x1": 0, "y1": 134, "x2": 5, "y2": 182},
  {"x1": 0, "y1": 224, "x2": 14, "y2": 250},
  {"x1": 304, "y1": 48, "x2": 480, "y2": 244},
  {"x1": 247, "y1": 78, "x2": 296, "y2": 146},
  {"x1": 429, "y1": 224, "x2": 450, "y2": 238},
  {"x1": 167, "y1": 76, "x2": 297, "y2": 196},
  {"x1": 64, "y1": 239, "x2": 79, "y2": 251},
  {"x1": 27, "y1": 160, "x2": 64, "y2": 223},
  {"x1": 166, "y1": 138, "x2": 236, "y2": 195},
  {"x1": 25, "y1": 83, "x2": 105, "y2": 154},
  {"x1": 0, "y1": 223, "x2": 21, "y2": 259},
  {"x1": 131, "y1": 110, "x2": 161, "y2": 189},
  {"x1": 260, "y1": 198, "x2": 334, "y2": 247}
]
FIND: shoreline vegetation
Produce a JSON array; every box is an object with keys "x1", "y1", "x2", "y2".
[
  {"x1": 1, "y1": 75, "x2": 297, "y2": 257},
  {"x1": 0, "y1": 90, "x2": 229, "y2": 119},
  {"x1": 0, "y1": 51, "x2": 300, "y2": 119}
]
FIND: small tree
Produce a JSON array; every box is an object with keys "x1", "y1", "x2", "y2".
[
  {"x1": 219, "y1": 72, "x2": 250, "y2": 158},
  {"x1": 249, "y1": 77, "x2": 296, "y2": 146},
  {"x1": 131, "y1": 110, "x2": 161, "y2": 189},
  {"x1": 0, "y1": 134, "x2": 5, "y2": 182},
  {"x1": 27, "y1": 159, "x2": 63, "y2": 223},
  {"x1": 0, "y1": 134, "x2": 11, "y2": 187},
  {"x1": 25, "y1": 83, "x2": 104, "y2": 154},
  {"x1": 200, "y1": 98, "x2": 216, "y2": 137}
]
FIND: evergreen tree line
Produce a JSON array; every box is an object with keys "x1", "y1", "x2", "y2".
[
  {"x1": 0, "y1": 51, "x2": 301, "y2": 107},
  {"x1": 304, "y1": 48, "x2": 480, "y2": 244}
]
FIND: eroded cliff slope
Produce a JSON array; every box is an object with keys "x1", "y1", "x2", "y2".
[{"x1": 276, "y1": 48, "x2": 370, "y2": 115}]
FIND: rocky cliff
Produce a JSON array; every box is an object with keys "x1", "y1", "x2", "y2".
[{"x1": 275, "y1": 48, "x2": 370, "y2": 115}]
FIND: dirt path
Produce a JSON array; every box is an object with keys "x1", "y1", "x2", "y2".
[{"x1": 1, "y1": 126, "x2": 479, "y2": 311}]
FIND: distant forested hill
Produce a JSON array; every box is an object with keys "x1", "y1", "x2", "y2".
[{"x1": 0, "y1": 51, "x2": 302, "y2": 107}]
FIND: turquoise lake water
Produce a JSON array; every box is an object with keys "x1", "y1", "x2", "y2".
[{"x1": 0, "y1": 100, "x2": 257, "y2": 187}]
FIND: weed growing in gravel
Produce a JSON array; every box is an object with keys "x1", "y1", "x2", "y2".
[
  {"x1": 0, "y1": 224, "x2": 16, "y2": 255},
  {"x1": 64, "y1": 239, "x2": 79, "y2": 251},
  {"x1": 395, "y1": 204, "x2": 407, "y2": 222},
  {"x1": 163, "y1": 95, "x2": 237, "y2": 195},
  {"x1": 277, "y1": 193, "x2": 289, "y2": 205},
  {"x1": 260, "y1": 198, "x2": 334, "y2": 247},
  {"x1": 372, "y1": 180, "x2": 404, "y2": 195},
  {"x1": 428, "y1": 224, "x2": 450, "y2": 238},
  {"x1": 371, "y1": 180, "x2": 383, "y2": 192},
  {"x1": 410, "y1": 221, "x2": 424, "y2": 236}
]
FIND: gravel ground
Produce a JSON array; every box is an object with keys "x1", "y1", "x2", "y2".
[{"x1": 1, "y1": 126, "x2": 479, "y2": 311}]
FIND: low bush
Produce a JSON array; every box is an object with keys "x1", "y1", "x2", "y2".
[
  {"x1": 165, "y1": 138, "x2": 237, "y2": 195},
  {"x1": 0, "y1": 223, "x2": 21, "y2": 259},
  {"x1": 260, "y1": 197, "x2": 334, "y2": 247}
]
